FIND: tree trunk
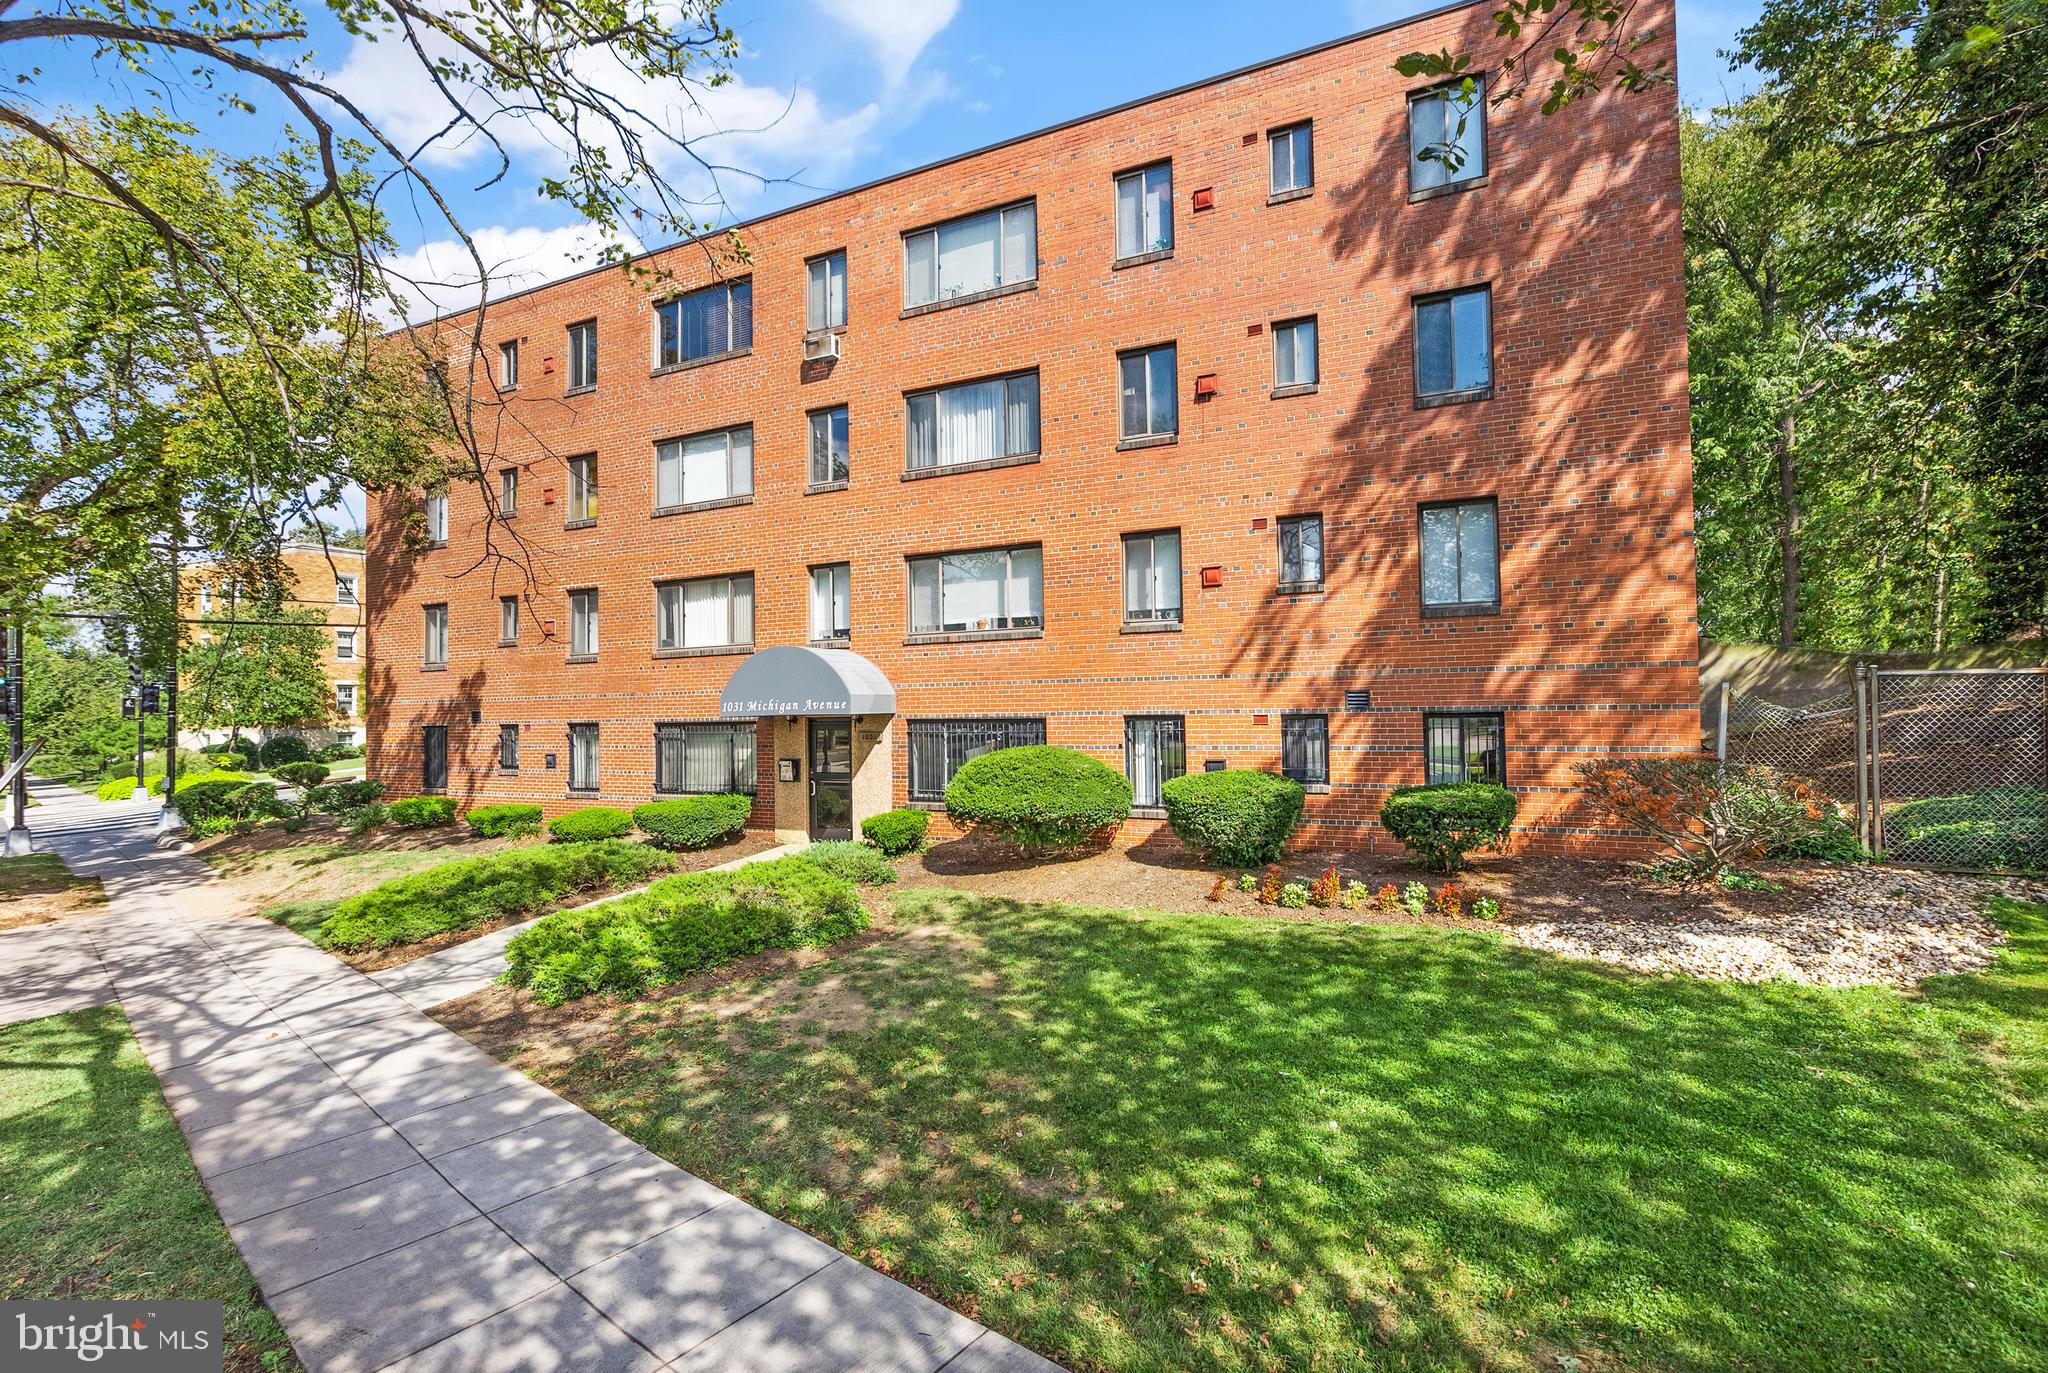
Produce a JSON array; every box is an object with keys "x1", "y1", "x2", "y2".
[
  {"x1": 1776, "y1": 409, "x2": 1801, "y2": 648},
  {"x1": 1933, "y1": 563, "x2": 1950, "y2": 652}
]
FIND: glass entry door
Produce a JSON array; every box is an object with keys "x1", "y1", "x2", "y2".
[{"x1": 808, "y1": 719, "x2": 854, "y2": 840}]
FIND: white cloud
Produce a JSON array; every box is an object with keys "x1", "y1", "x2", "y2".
[
  {"x1": 812, "y1": 0, "x2": 959, "y2": 86},
  {"x1": 378, "y1": 222, "x2": 628, "y2": 323}
]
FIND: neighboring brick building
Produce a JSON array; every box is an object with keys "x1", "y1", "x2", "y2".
[
  {"x1": 188, "y1": 542, "x2": 367, "y2": 746},
  {"x1": 367, "y1": 0, "x2": 1699, "y2": 853}
]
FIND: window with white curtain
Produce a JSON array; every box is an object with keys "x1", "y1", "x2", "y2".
[
  {"x1": 810, "y1": 563, "x2": 851, "y2": 641},
  {"x1": 1409, "y1": 77, "x2": 1487, "y2": 191},
  {"x1": 1123, "y1": 530, "x2": 1181, "y2": 622},
  {"x1": 1273, "y1": 317, "x2": 1318, "y2": 388},
  {"x1": 655, "y1": 426, "x2": 753, "y2": 508},
  {"x1": 808, "y1": 408, "x2": 849, "y2": 486},
  {"x1": 1118, "y1": 344, "x2": 1177, "y2": 440},
  {"x1": 1420, "y1": 498, "x2": 1500, "y2": 611},
  {"x1": 905, "y1": 371, "x2": 1039, "y2": 471},
  {"x1": 1115, "y1": 163, "x2": 1173, "y2": 258},
  {"x1": 567, "y1": 455, "x2": 597, "y2": 522},
  {"x1": 1125, "y1": 715, "x2": 1186, "y2": 808},
  {"x1": 423, "y1": 490, "x2": 447, "y2": 544},
  {"x1": 903, "y1": 202, "x2": 1036, "y2": 308},
  {"x1": 655, "y1": 722, "x2": 757, "y2": 795},
  {"x1": 656, "y1": 279, "x2": 752, "y2": 367},
  {"x1": 656, "y1": 574, "x2": 754, "y2": 650},
  {"x1": 1269, "y1": 122, "x2": 1313, "y2": 194},
  {"x1": 1279, "y1": 514, "x2": 1323, "y2": 588},
  {"x1": 569, "y1": 588, "x2": 598, "y2": 656},
  {"x1": 806, "y1": 252, "x2": 847, "y2": 331},
  {"x1": 568, "y1": 723, "x2": 599, "y2": 791},
  {"x1": 907, "y1": 546, "x2": 1042, "y2": 635},
  {"x1": 422, "y1": 604, "x2": 447, "y2": 666}
]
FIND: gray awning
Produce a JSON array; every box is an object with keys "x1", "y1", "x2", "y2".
[{"x1": 718, "y1": 645, "x2": 896, "y2": 718}]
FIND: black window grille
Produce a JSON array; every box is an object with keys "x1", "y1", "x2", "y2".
[
  {"x1": 654, "y1": 722, "x2": 758, "y2": 796},
  {"x1": 1281, "y1": 714, "x2": 1328, "y2": 785},
  {"x1": 908, "y1": 718, "x2": 1046, "y2": 802},
  {"x1": 422, "y1": 724, "x2": 448, "y2": 791},
  {"x1": 1424, "y1": 711, "x2": 1505, "y2": 785},
  {"x1": 497, "y1": 724, "x2": 519, "y2": 771},
  {"x1": 1125, "y1": 715, "x2": 1187, "y2": 807}
]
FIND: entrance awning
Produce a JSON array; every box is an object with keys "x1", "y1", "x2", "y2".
[{"x1": 718, "y1": 645, "x2": 896, "y2": 718}]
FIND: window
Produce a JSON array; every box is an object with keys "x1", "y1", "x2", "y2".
[
  {"x1": 335, "y1": 629, "x2": 357, "y2": 662},
  {"x1": 907, "y1": 718, "x2": 1046, "y2": 801},
  {"x1": 567, "y1": 320, "x2": 597, "y2": 389},
  {"x1": 1273, "y1": 317, "x2": 1318, "y2": 389},
  {"x1": 1425, "y1": 711, "x2": 1504, "y2": 786},
  {"x1": 1126, "y1": 715, "x2": 1186, "y2": 808},
  {"x1": 906, "y1": 371, "x2": 1040, "y2": 471},
  {"x1": 1414, "y1": 287, "x2": 1492, "y2": 400},
  {"x1": 334, "y1": 682, "x2": 356, "y2": 716},
  {"x1": 808, "y1": 408, "x2": 849, "y2": 487},
  {"x1": 1278, "y1": 515, "x2": 1323, "y2": 589},
  {"x1": 569, "y1": 588, "x2": 598, "y2": 657},
  {"x1": 655, "y1": 574, "x2": 754, "y2": 650},
  {"x1": 1123, "y1": 530, "x2": 1182, "y2": 623},
  {"x1": 198, "y1": 583, "x2": 212, "y2": 614},
  {"x1": 335, "y1": 573, "x2": 359, "y2": 606},
  {"x1": 655, "y1": 426, "x2": 753, "y2": 509},
  {"x1": 810, "y1": 563, "x2": 851, "y2": 641},
  {"x1": 656, "y1": 279, "x2": 753, "y2": 368},
  {"x1": 1269, "y1": 121, "x2": 1313, "y2": 195},
  {"x1": 498, "y1": 723, "x2": 520, "y2": 771},
  {"x1": 806, "y1": 252, "x2": 847, "y2": 331},
  {"x1": 499, "y1": 340, "x2": 519, "y2": 389},
  {"x1": 1281, "y1": 714, "x2": 1328, "y2": 785},
  {"x1": 903, "y1": 201, "x2": 1036, "y2": 308},
  {"x1": 1409, "y1": 77, "x2": 1487, "y2": 192},
  {"x1": 567, "y1": 455, "x2": 597, "y2": 523},
  {"x1": 422, "y1": 604, "x2": 447, "y2": 667},
  {"x1": 655, "y1": 721, "x2": 757, "y2": 796},
  {"x1": 499, "y1": 467, "x2": 518, "y2": 516},
  {"x1": 908, "y1": 546, "x2": 1042, "y2": 635},
  {"x1": 1118, "y1": 344, "x2": 1177, "y2": 441},
  {"x1": 423, "y1": 490, "x2": 447, "y2": 545},
  {"x1": 1114, "y1": 163, "x2": 1173, "y2": 259},
  {"x1": 499, "y1": 595, "x2": 519, "y2": 644},
  {"x1": 422, "y1": 724, "x2": 448, "y2": 791},
  {"x1": 1420, "y1": 498, "x2": 1501, "y2": 612},
  {"x1": 568, "y1": 722, "x2": 599, "y2": 791}
]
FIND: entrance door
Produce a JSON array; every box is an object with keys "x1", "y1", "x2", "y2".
[{"x1": 808, "y1": 719, "x2": 854, "y2": 840}]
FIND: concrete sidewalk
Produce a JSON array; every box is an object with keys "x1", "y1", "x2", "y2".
[{"x1": 1, "y1": 780, "x2": 1058, "y2": 1373}]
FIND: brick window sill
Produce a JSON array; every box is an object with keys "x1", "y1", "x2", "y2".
[
  {"x1": 900, "y1": 279, "x2": 1037, "y2": 319},
  {"x1": 566, "y1": 789, "x2": 601, "y2": 799},
  {"x1": 1276, "y1": 581, "x2": 1325, "y2": 597},
  {"x1": 1121, "y1": 619, "x2": 1183, "y2": 635},
  {"x1": 805, "y1": 480, "x2": 849, "y2": 496},
  {"x1": 1267, "y1": 186, "x2": 1314, "y2": 206},
  {"x1": 1421, "y1": 601, "x2": 1502, "y2": 620},
  {"x1": 652, "y1": 347, "x2": 750, "y2": 377},
  {"x1": 425, "y1": 541, "x2": 447, "y2": 551},
  {"x1": 421, "y1": 662, "x2": 448, "y2": 673},
  {"x1": 1130, "y1": 805, "x2": 1168, "y2": 820},
  {"x1": 1112, "y1": 248, "x2": 1174, "y2": 270},
  {"x1": 1116, "y1": 433, "x2": 1177, "y2": 452},
  {"x1": 564, "y1": 384, "x2": 596, "y2": 398},
  {"x1": 809, "y1": 637, "x2": 852, "y2": 650},
  {"x1": 901, "y1": 452, "x2": 1040, "y2": 482},
  {"x1": 653, "y1": 494, "x2": 753, "y2": 518},
  {"x1": 1416, "y1": 385, "x2": 1494, "y2": 410},
  {"x1": 1271, "y1": 383, "x2": 1319, "y2": 399},
  {"x1": 565, "y1": 654, "x2": 598, "y2": 665},
  {"x1": 1301, "y1": 782, "x2": 1332, "y2": 795},
  {"x1": 497, "y1": 639, "x2": 517, "y2": 648},
  {"x1": 564, "y1": 518, "x2": 598, "y2": 531},
  {"x1": 908, "y1": 800, "x2": 946, "y2": 812},
  {"x1": 1410, "y1": 175, "x2": 1488, "y2": 205},
  {"x1": 903, "y1": 628, "x2": 1043, "y2": 647},
  {"x1": 653, "y1": 644, "x2": 754, "y2": 659}
]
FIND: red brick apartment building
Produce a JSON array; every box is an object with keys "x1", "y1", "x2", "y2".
[{"x1": 365, "y1": 0, "x2": 1699, "y2": 854}]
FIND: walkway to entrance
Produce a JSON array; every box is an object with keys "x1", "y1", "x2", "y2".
[{"x1": 0, "y1": 779, "x2": 1059, "y2": 1373}]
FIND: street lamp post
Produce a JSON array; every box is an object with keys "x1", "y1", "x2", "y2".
[{"x1": 4, "y1": 622, "x2": 29, "y2": 857}]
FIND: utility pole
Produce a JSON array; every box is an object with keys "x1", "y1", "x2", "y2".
[{"x1": 4, "y1": 622, "x2": 29, "y2": 856}]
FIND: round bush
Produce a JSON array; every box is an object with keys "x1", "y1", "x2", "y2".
[
  {"x1": 798, "y1": 839, "x2": 897, "y2": 886},
  {"x1": 466, "y1": 803, "x2": 544, "y2": 838},
  {"x1": 945, "y1": 745, "x2": 1132, "y2": 849},
  {"x1": 631, "y1": 795, "x2": 751, "y2": 851},
  {"x1": 258, "y1": 735, "x2": 312, "y2": 768},
  {"x1": 272, "y1": 762, "x2": 331, "y2": 790},
  {"x1": 548, "y1": 806, "x2": 635, "y2": 842},
  {"x1": 213, "y1": 750, "x2": 252, "y2": 771},
  {"x1": 1379, "y1": 782, "x2": 1517, "y2": 873},
  {"x1": 319, "y1": 742, "x2": 367, "y2": 762},
  {"x1": 388, "y1": 795, "x2": 458, "y2": 827},
  {"x1": 308, "y1": 779, "x2": 385, "y2": 819},
  {"x1": 1159, "y1": 770, "x2": 1306, "y2": 867},
  {"x1": 861, "y1": 807, "x2": 930, "y2": 856}
]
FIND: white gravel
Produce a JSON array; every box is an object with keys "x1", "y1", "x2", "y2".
[{"x1": 1504, "y1": 866, "x2": 2044, "y2": 988}]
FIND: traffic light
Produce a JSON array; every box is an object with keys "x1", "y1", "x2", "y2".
[
  {"x1": 122, "y1": 696, "x2": 138, "y2": 720},
  {"x1": 140, "y1": 684, "x2": 162, "y2": 714}
]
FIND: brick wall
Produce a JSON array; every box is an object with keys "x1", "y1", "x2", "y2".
[{"x1": 365, "y1": 0, "x2": 1699, "y2": 856}]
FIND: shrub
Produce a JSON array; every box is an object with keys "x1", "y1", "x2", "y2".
[
  {"x1": 343, "y1": 802, "x2": 388, "y2": 835},
  {"x1": 319, "y1": 742, "x2": 367, "y2": 762},
  {"x1": 212, "y1": 750, "x2": 252, "y2": 771},
  {"x1": 503, "y1": 854, "x2": 869, "y2": 1004},
  {"x1": 630, "y1": 795, "x2": 750, "y2": 850},
  {"x1": 319, "y1": 838, "x2": 672, "y2": 950},
  {"x1": 1886, "y1": 786, "x2": 2048, "y2": 871},
  {"x1": 257, "y1": 735, "x2": 312, "y2": 768},
  {"x1": 96, "y1": 775, "x2": 146, "y2": 801},
  {"x1": 153, "y1": 768, "x2": 250, "y2": 797},
  {"x1": 466, "y1": 803, "x2": 544, "y2": 838},
  {"x1": 1400, "y1": 882, "x2": 1429, "y2": 917},
  {"x1": 389, "y1": 795, "x2": 458, "y2": 827},
  {"x1": 175, "y1": 779, "x2": 285, "y2": 830},
  {"x1": 861, "y1": 807, "x2": 930, "y2": 856},
  {"x1": 1378, "y1": 782, "x2": 1517, "y2": 873},
  {"x1": 798, "y1": 840, "x2": 897, "y2": 887},
  {"x1": 307, "y1": 779, "x2": 385, "y2": 820},
  {"x1": 272, "y1": 762, "x2": 331, "y2": 791},
  {"x1": 945, "y1": 745, "x2": 1132, "y2": 849},
  {"x1": 549, "y1": 806, "x2": 635, "y2": 842},
  {"x1": 1575, "y1": 757, "x2": 1835, "y2": 879},
  {"x1": 1276, "y1": 881, "x2": 1310, "y2": 908},
  {"x1": 1159, "y1": 770, "x2": 1306, "y2": 867}
]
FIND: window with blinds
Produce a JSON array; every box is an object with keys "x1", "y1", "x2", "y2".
[{"x1": 657, "y1": 279, "x2": 752, "y2": 367}]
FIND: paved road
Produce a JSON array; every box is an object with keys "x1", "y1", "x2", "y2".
[{"x1": 0, "y1": 780, "x2": 1059, "y2": 1373}]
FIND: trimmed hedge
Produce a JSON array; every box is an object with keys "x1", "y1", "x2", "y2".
[
  {"x1": 861, "y1": 807, "x2": 930, "y2": 856},
  {"x1": 1159, "y1": 770, "x2": 1306, "y2": 867},
  {"x1": 177, "y1": 780, "x2": 286, "y2": 831},
  {"x1": 389, "y1": 795, "x2": 458, "y2": 827},
  {"x1": 319, "y1": 839, "x2": 673, "y2": 950},
  {"x1": 549, "y1": 806, "x2": 635, "y2": 842},
  {"x1": 466, "y1": 803, "x2": 544, "y2": 838},
  {"x1": 503, "y1": 854, "x2": 868, "y2": 1005},
  {"x1": 945, "y1": 745, "x2": 1132, "y2": 849},
  {"x1": 258, "y1": 735, "x2": 312, "y2": 768},
  {"x1": 1379, "y1": 782, "x2": 1517, "y2": 873},
  {"x1": 96, "y1": 775, "x2": 146, "y2": 801},
  {"x1": 307, "y1": 779, "x2": 385, "y2": 819},
  {"x1": 272, "y1": 762, "x2": 331, "y2": 791},
  {"x1": 798, "y1": 840, "x2": 897, "y2": 886},
  {"x1": 631, "y1": 795, "x2": 751, "y2": 850},
  {"x1": 153, "y1": 769, "x2": 250, "y2": 797}
]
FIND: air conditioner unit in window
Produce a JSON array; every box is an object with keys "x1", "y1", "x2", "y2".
[{"x1": 803, "y1": 332, "x2": 842, "y2": 363}]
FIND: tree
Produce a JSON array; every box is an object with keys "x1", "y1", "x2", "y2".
[
  {"x1": 178, "y1": 611, "x2": 337, "y2": 746},
  {"x1": 21, "y1": 620, "x2": 162, "y2": 781}
]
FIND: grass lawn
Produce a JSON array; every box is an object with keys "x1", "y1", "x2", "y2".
[
  {"x1": 198, "y1": 828, "x2": 531, "y2": 936},
  {"x1": 0, "y1": 852, "x2": 108, "y2": 932},
  {"x1": 469, "y1": 890, "x2": 2048, "y2": 1373},
  {"x1": 0, "y1": 1007, "x2": 302, "y2": 1372}
]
